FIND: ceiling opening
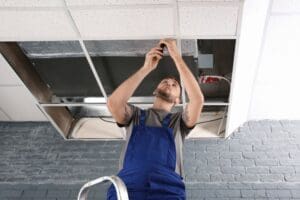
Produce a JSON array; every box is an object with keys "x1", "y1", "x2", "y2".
[{"x1": 14, "y1": 39, "x2": 235, "y2": 138}]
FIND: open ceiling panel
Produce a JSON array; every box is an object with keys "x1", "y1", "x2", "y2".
[{"x1": 9, "y1": 39, "x2": 235, "y2": 139}]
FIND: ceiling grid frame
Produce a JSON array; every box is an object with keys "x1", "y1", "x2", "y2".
[
  {"x1": 67, "y1": 3, "x2": 172, "y2": 10},
  {"x1": 60, "y1": 0, "x2": 108, "y2": 101},
  {"x1": 59, "y1": 0, "x2": 189, "y2": 110},
  {"x1": 39, "y1": 101, "x2": 229, "y2": 107},
  {"x1": 173, "y1": 0, "x2": 187, "y2": 108},
  {"x1": 60, "y1": 0, "x2": 129, "y2": 139}
]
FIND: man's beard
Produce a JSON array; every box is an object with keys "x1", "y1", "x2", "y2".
[{"x1": 153, "y1": 88, "x2": 176, "y2": 104}]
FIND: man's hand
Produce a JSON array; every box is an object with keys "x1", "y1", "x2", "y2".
[
  {"x1": 142, "y1": 46, "x2": 163, "y2": 72},
  {"x1": 159, "y1": 38, "x2": 180, "y2": 59},
  {"x1": 159, "y1": 38, "x2": 204, "y2": 129}
]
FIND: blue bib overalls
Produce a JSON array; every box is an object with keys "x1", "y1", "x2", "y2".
[{"x1": 107, "y1": 109, "x2": 186, "y2": 200}]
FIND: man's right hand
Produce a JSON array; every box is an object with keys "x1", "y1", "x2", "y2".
[{"x1": 142, "y1": 46, "x2": 163, "y2": 72}]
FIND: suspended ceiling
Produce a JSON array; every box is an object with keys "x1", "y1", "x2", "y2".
[
  {"x1": 0, "y1": 0, "x2": 241, "y2": 139},
  {"x1": 0, "y1": 0, "x2": 241, "y2": 41}
]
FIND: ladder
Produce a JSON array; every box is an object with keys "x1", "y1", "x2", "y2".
[{"x1": 77, "y1": 175, "x2": 129, "y2": 200}]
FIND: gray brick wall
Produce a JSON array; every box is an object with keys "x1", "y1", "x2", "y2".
[{"x1": 0, "y1": 120, "x2": 300, "y2": 199}]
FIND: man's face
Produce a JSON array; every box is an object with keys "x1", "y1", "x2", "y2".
[{"x1": 153, "y1": 78, "x2": 181, "y2": 104}]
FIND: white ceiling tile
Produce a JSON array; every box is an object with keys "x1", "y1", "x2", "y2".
[
  {"x1": 179, "y1": 2, "x2": 239, "y2": 36},
  {"x1": 178, "y1": 0, "x2": 239, "y2": 2},
  {"x1": 66, "y1": 0, "x2": 172, "y2": 6},
  {"x1": 0, "y1": 0, "x2": 63, "y2": 7},
  {"x1": 272, "y1": 0, "x2": 300, "y2": 13},
  {"x1": 0, "y1": 10, "x2": 77, "y2": 41},
  {"x1": 0, "y1": 54, "x2": 24, "y2": 85},
  {"x1": 70, "y1": 7, "x2": 174, "y2": 39},
  {"x1": 0, "y1": 86, "x2": 47, "y2": 121}
]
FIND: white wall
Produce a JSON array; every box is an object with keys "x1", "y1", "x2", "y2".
[
  {"x1": 226, "y1": 0, "x2": 271, "y2": 136},
  {"x1": 248, "y1": 0, "x2": 300, "y2": 120}
]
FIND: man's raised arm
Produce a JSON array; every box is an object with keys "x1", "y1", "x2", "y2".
[
  {"x1": 107, "y1": 46, "x2": 163, "y2": 125},
  {"x1": 159, "y1": 39, "x2": 204, "y2": 128}
]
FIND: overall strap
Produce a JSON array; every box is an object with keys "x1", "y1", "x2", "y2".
[
  {"x1": 162, "y1": 113, "x2": 172, "y2": 128},
  {"x1": 139, "y1": 109, "x2": 146, "y2": 126}
]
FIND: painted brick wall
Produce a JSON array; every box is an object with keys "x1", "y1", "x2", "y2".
[{"x1": 0, "y1": 120, "x2": 300, "y2": 199}]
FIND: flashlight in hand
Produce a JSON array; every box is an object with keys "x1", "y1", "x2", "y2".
[{"x1": 159, "y1": 43, "x2": 166, "y2": 54}]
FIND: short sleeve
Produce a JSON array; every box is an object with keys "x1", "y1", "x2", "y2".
[
  {"x1": 116, "y1": 103, "x2": 140, "y2": 128},
  {"x1": 180, "y1": 111, "x2": 196, "y2": 138}
]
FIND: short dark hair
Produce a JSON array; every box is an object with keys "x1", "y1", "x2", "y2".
[{"x1": 161, "y1": 75, "x2": 182, "y2": 98}]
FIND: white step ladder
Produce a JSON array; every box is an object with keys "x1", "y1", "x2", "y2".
[{"x1": 77, "y1": 175, "x2": 129, "y2": 200}]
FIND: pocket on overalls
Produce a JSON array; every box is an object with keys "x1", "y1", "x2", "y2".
[{"x1": 147, "y1": 170, "x2": 186, "y2": 200}]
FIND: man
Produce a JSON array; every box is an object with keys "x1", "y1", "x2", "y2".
[{"x1": 106, "y1": 39, "x2": 204, "y2": 200}]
